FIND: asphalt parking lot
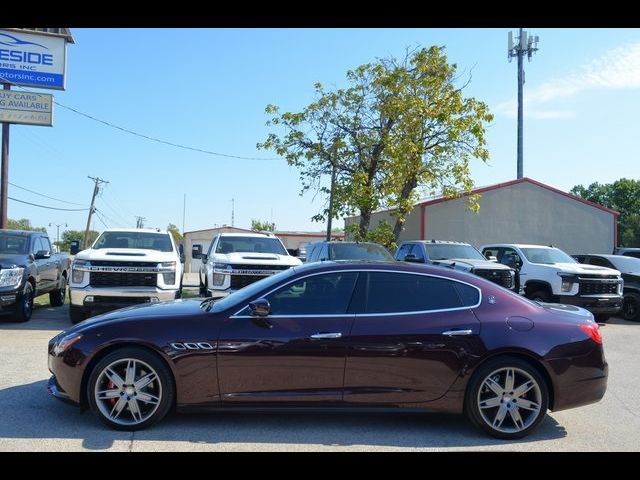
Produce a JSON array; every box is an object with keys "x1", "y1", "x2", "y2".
[{"x1": 1, "y1": 300, "x2": 638, "y2": 452}]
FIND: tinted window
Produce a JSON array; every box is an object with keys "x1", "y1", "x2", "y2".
[
  {"x1": 573, "y1": 255, "x2": 587, "y2": 263},
  {"x1": 623, "y1": 251, "x2": 640, "y2": 259},
  {"x1": 424, "y1": 243, "x2": 485, "y2": 260},
  {"x1": 483, "y1": 247, "x2": 500, "y2": 259},
  {"x1": 330, "y1": 243, "x2": 394, "y2": 261},
  {"x1": 589, "y1": 257, "x2": 614, "y2": 269},
  {"x1": 454, "y1": 282, "x2": 481, "y2": 307},
  {"x1": 365, "y1": 272, "x2": 468, "y2": 313},
  {"x1": 266, "y1": 272, "x2": 358, "y2": 315},
  {"x1": 395, "y1": 243, "x2": 412, "y2": 261}
]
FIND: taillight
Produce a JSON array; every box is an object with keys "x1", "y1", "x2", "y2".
[{"x1": 579, "y1": 323, "x2": 603, "y2": 344}]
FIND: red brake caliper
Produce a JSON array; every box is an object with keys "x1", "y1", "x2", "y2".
[{"x1": 107, "y1": 381, "x2": 117, "y2": 405}]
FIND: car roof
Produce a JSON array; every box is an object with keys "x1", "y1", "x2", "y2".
[
  {"x1": 218, "y1": 232, "x2": 276, "y2": 238},
  {"x1": 484, "y1": 244, "x2": 556, "y2": 249},
  {"x1": 103, "y1": 228, "x2": 169, "y2": 234},
  {"x1": 401, "y1": 240, "x2": 472, "y2": 246}
]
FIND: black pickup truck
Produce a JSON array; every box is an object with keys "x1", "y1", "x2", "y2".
[{"x1": 0, "y1": 230, "x2": 71, "y2": 322}]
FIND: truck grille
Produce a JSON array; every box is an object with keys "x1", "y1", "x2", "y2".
[
  {"x1": 90, "y1": 272, "x2": 157, "y2": 287},
  {"x1": 231, "y1": 275, "x2": 269, "y2": 290},
  {"x1": 230, "y1": 264, "x2": 291, "y2": 272},
  {"x1": 474, "y1": 269, "x2": 514, "y2": 289},
  {"x1": 578, "y1": 279, "x2": 619, "y2": 295},
  {"x1": 90, "y1": 261, "x2": 158, "y2": 268}
]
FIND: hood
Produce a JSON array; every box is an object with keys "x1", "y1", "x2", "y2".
[
  {"x1": 215, "y1": 252, "x2": 302, "y2": 266},
  {"x1": 432, "y1": 258, "x2": 512, "y2": 271},
  {"x1": 75, "y1": 248, "x2": 177, "y2": 263},
  {"x1": 68, "y1": 299, "x2": 206, "y2": 333},
  {"x1": 546, "y1": 262, "x2": 620, "y2": 276},
  {"x1": 0, "y1": 253, "x2": 28, "y2": 268}
]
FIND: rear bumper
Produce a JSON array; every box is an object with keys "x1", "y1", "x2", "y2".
[{"x1": 559, "y1": 295, "x2": 622, "y2": 314}]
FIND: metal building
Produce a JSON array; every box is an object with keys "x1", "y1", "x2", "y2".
[{"x1": 344, "y1": 178, "x2": 618, "y2": 255}]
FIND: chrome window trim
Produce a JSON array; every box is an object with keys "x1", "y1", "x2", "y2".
[{"x1": 229, "y1": 268, "x2": 482, "y2": 318}]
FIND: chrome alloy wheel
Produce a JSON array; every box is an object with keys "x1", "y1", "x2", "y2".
[
  {"x1": 94, "y1": 358, "x2": 163, "y2": 426},
  {"x1": 476, "y1": 367, "x2": 542, "y2": 434}
]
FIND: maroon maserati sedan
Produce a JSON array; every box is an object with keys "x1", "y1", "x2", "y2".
[{"x1": 47, "y1": 261, "x2": 607, "y2": 439}]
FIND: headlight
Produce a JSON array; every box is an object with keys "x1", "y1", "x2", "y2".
[
  {"x1": 159, "y1": 261, "x2": 176, "y2": 271},
  {"x1": 0, "y1": 267, "x2": 24, "y2": 288},
  {"x1": 53, "y1": 334, "x2": 83, "y2": 356},
  {"x1": 558, "y1": 273, "x2": 578, "y2": 293}
]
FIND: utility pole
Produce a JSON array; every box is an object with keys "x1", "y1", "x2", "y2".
[
  {"x1": 231, "y1": 198, "x2": 235, "y2": 227},
  {"x1": 84, "y1": 176, "x2": 108, "y2": 249},
  {"x1": 0, "y1": 84, "x2": 10, "y2": 229},
  {"x1": 135, "y1": 216, "x2": 146, "y2": 228},
  {"x1": 508, "y1": 28, "x2": 540, "y2": 179},
  {"x1": 49, "y1": 222, "x2": 67, "y2": 245},
  {"x1": 182, "y1": 193, "x2": 186, "y2": 234}
]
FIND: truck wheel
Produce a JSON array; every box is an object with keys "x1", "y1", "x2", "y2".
[
  {"x1": 199, "y1": 278, "x2": 206, "y2": 297},
  {"x1": 623, "y1": 292, "x2": 640, "y2": 322},
  {"x1": 70, "y1": 305, "x2": 88, "y2": 324},
  {"x1": 13, "y1": 282, "x2": 34, "y2": 323},
  {"x1": 595, "y1": 314, "x2": 610, "y2": 323},
  {"x1": 49, "y1": 276, "x2": 67, "y2": 307},
  {"x1": 528, "y1": 290, "x2": 551, "y2": 303}
]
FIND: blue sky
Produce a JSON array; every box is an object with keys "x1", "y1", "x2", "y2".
[{"x1": 5, "y1": 28, "x2": 640, "y2": 242}]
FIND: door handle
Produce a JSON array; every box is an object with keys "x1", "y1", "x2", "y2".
[
  {"x1": 441, "y1": 329, "x2": 474, "y2": 336},
  {"x1": 310, "y1": 332, "x2": 342, "y2": 339}
]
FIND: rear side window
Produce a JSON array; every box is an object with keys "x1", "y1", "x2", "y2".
[{"x1": 365, "y1": 272, "x2": 477, "y2": 314}]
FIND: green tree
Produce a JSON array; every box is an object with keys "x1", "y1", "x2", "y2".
[
  {"x1": 259, "y1": 46, "x2": 492, "y2": 241},
  {"x1": 571, "y1": 178, "x2": 640, "y2": 247},
  {"x1": 167, "y1": 223, "x2": 183, "y2": 244},
  {"x1": 58, "y1": 230, "x2": 99, "y2": 252},
  {"x1": 251, "y1": 219, "x2": 276, "y2": 232},
  {"x1": 7, "y1": 218, "x2": 46, "y2": 232}
]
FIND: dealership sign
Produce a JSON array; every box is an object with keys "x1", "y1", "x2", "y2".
[
  {"x1": 0, "y1": 90, "x2": 53, "y2": 126},
  {"x1": 0, "y1": 30, "x2": 67, "y2": 90}
]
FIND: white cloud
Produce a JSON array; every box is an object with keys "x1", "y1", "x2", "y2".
[{"x1": 495, "y1": 41, "x2": 640, "y2": 119}]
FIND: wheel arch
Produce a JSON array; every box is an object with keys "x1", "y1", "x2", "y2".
[
  {"x1": 80, "y1": 342, "x2": 177, "y2": 410},
  {"x1": 524, "y1": 280, "x2": 553, "y2": 298},
  {"x1": 464, "y1": 350, "x2": 556, "y2": 412}
]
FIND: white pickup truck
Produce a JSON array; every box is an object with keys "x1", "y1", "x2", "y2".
[
  {"x1": 481, "y1": 243, "x2": 623, "y2": 321},
  {"x1": 68, "y1": 228, "x2": 184, "y2": 323},
  {"x1": 195, "y1": 232, "x2": 301, "y2": 297}
]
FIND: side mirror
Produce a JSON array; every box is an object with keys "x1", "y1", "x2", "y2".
[
  {"x1": 70, "y1": 240, "x2": 80, "y2": 256},
  {"x1": 35, "y1": 250, "x2": 51, "y2": 260},
  {"x1": 192, "y1": 244, "x2": 202, "y2": 259},
  {"x1": 404, "y1": 253, "x2": 422, "y2": 263},
  {"x1": 248, "y1": 298, "x2": 271, "y2": 317}
]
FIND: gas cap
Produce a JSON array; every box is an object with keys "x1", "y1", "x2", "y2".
[{"x1": 506, "y1": 316, "x2": 534, "y2": 332}]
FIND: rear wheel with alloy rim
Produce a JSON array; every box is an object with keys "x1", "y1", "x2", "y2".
[
  {"x1": 466, "y1": 356, "x2": 548, "y2": 439},
  {"x1": 13, "y1": 282, "x2": 34, "y2": 322},
  {"x1": 87, "y1": 347, "x2": 174, "y2": 431}
]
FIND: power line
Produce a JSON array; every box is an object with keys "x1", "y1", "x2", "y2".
[
  {"x1": 94, "y1": 207, "x2": 123, "y2": 229},
  {"x1": 9, "y1": 182, "x2": 86, "y2": 206},
  {"x1": 93, "y1": 209, "x2": 109, "y2": 229},
  {"x1": 8, "y1": 196, "x2": 89, "y2": 211}
]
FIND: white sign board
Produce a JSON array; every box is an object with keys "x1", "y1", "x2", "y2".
[
  {"x1": 0, "y1": 90, "x2": 53, "y2": 126},
  {"x1": 0, "y1": 30, "x2": 67, "y2": 90}
]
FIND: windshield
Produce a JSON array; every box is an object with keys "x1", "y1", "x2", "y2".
[
  {"x1": 424, "y1": 244, "x2": 485, "y2": 260},
  {"x1": 207, "y1": 267, "x2": 298, "y2": 312},
  {"x1": 521, "y1": 247, "x2": 576, "y2": 264},
  {"x1": 93, "y1": 232, "x2": 174, "y2": 252},
  {"x1": 0, "y1": 234, "x2": 28, "y2": 254},
  {"x1": 331, "y1": 243, "x2": 394, "y2": 261},
  {"x1": 215, "y1": 236, "x2": 288, "y2": 255},
  {"x1": 609, "y1": 256, "x2": 640, "y2": 273}
]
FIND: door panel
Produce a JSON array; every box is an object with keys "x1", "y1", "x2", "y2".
[{"x1": 217, "y1": 271, "x2": 358, "y2": 404}]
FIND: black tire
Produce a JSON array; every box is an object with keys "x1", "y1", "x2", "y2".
[
  {"x1": 595, "y1": 314, "x2": 610, "y2": 323},
  {"x1": 528, "y1": 289, "x2": 551, "y2": 303},
  {"x1": 465, "y1": 356, "x2": 549, "y2": 440},
  {"x1": 198, "y1": 276, "x2": 206, "y2": 297},
  {"x1": 203, "y1": 278, "x2": 212, "y2": 298},
  {"x1": 49, "y1": 275, "x2": 67, "y2": 307},
  {"x1": 69, "y1": 305, "x2": 88, "y2": 324},
  {"x1": 86, "y1": 347, "x2": 174, "y2": 431},
  {"x1": 623, "y1": 292, "x2": 640, "y2": 322},
  {"x1": 13, "y1": 282, "x2": 34, "y2": 323}
]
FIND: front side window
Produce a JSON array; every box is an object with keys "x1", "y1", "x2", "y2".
[
  {"x1": 395, "y1": 243, "x2": 413, "y2": 261},
  {"x1": 589, "y1": 257, "x2": 614, "y2": 269},
  {"x1": 32, "y1": 237, "x2": 44, "y2": 254},
  {"x1": 265, "y1": 272, "x2": 359, "y2": 315},
  {"x1": 215, "y1": 236, "x2": 287, "y2": 255},
  {"x1": 93, "y1": 232, "x2": 174, "y2": 252},
  {"x1": 365, "y1": 272, "x2": 478, "y2": 314},
  {"x1": 330, "y1": 243, "x2": 394, "y2": 261}
]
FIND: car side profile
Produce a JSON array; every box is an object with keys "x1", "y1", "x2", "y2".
[{"x1": 48, "y1": 261, "x2": 607, "y2": 439}]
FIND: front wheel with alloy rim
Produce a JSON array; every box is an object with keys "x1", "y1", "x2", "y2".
[
  {"x1": 465, "y1": 356, "x2": 549, "y2": 439},
  {"x1": 623, "y1": 292, "x2": 640, "y2": 322},
  {"x1": 13, "y1": 282, "x2": 34, "y2": 322},
  {"x1": 87, "y1": 347, "x2": 174, "y2": 431}
]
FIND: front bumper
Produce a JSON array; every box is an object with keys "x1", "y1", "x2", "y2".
[
  {"x1": 47, "y1": 375, "x2": 79, "y2": 407},
  {"x1": 70, "y1": 286, "x2": 179, "y2": 308},
  {"x1": 559, "y1": 295, "x2": 623, "y2": 314}
]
